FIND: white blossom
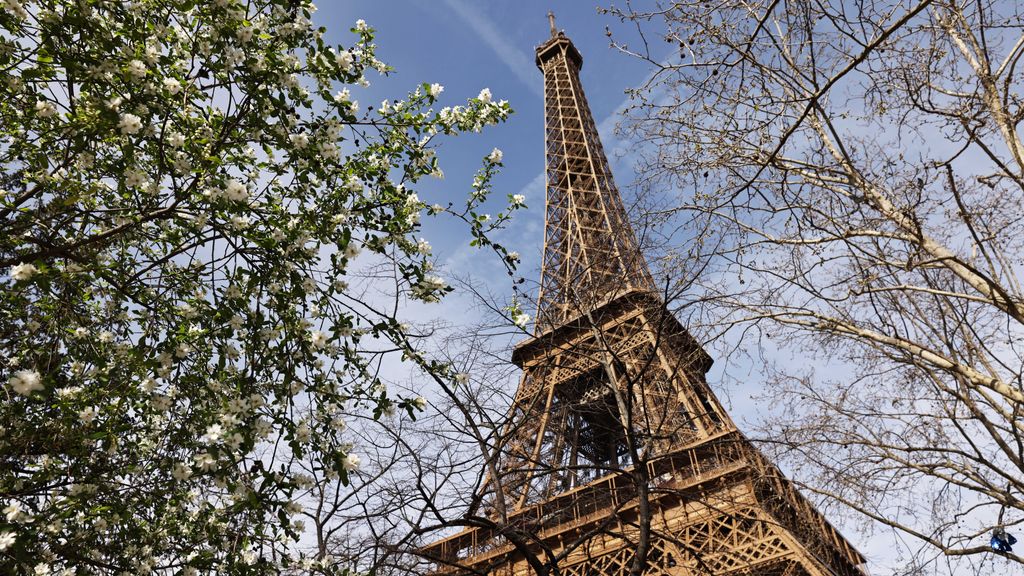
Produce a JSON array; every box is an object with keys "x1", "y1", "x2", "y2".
[
  {"x1": 151, "y1": 394, "x2": 172, "y2": 412},
  {"x1": 512, "y1": 193, "x2": 526, "y2": 205},
  {"x1": 512, "y1": 312, "x2": 530, "y2": 327},
  {"x1": 300, "y1": 275, "x2": 316, "y2": 292},
  {"x1": 3, "y1": 0, "x2": 27, "y2": 19},
  {"x1": 477, "y1": 88, "x2": 492, "y2": 103},
  {"x1": 126, "y1": 59, "x2": 147, "y2": 81},
  {"x1": 309, "y1": 330, "x2": 328, "y2": 349},
  {"x1": 177, "y1": 303, "x2": 197, "y2": 319},
  {"x1": 330, "y1": 415, "x2": 347, "y2": 431},
  {"x1": 202, "y1": 424, "x2": 224, "y2": 443},
  {"x1": 320, "y1": 141, "x2": 340, "y2": 160},
  {"x1": 78, "y1": 407, "x2": 99, "y2": 424},
  {"x1": 224, "y1": 432, "x2": 243, "y2": 451},
  {"x1": 254, "y1": 418, "x2": 272, "y2": 439},
  {"x1": 162, "y1": 77, "x2": 181, "y2": 94},
  {"x1": 35, "y1": 100, "x2": 57, "y2": 118},
  {"x1": 429, "y1": 83, "x2": 444, "y2": 98},
  {"x1": 335, "y1": 49, "x2": 354, "y2": 71},
  {"x1": 68, "y1": 483, "x2": 96, "y2": 497},
  {"x1": 124, "y1": 167, "x2": 149, "y2": 189},
  {"x1": 294, "y1": 474, "x2": 314, "y2": 490},
  {"x1": 324, "y1": 118, "x2": 343, "y2": 139},
  {"x1": 171, "y1": 463, "x2": 192, "y2": 481},
  {"x1": 8, "y1": 369, "x2": 42, "y2": 396},
  {"x1": 75, "y1": 153, "x2": 94, "y2": 169},
  {"x1": 341, "y1": 453, "x2": 360, "y2": 471},
  {"x1": 488, "y1": 147, "x2": 503, "y2": 163},
  {"x1": 0, "y1": 531, "x2": 14, "y2": 551},
  {"x1": 284, "y1": 500, "x2": 303, "y2": 516},
  {"x1": 194, "y1": 452, "x2": 217, "y2": 472},
  {"x1": 224, "y1": 46, "x2": 244, "y2": 69},
  {"x1": 10, "y1": 263, "x2": 38, "y2": 282},
  {"x1": 3, "y1": 502, "x2": 29, "y2": 523},
  {"x1": 237, "y1": 25, "x2": 254, "y2": 43},
  {"x1": 295, "y1": 422, "x2": 311, "y2": 443},
  {"x1": 410, "y1": 274, "x2": 447, "y2": 302},
  {"x1": 223, "y1": 179, "x2": 249, "y2": 202},
  {"x1": 118, "y1": 113, "x2": 143, "y2": 135},
  {"x1": 57, "y1": 386, "x2": 82, "y2": 398}
]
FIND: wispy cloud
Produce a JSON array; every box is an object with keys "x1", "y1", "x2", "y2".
[{"x1": 441, "y1": 0, "x2": 543, "y2": 96}]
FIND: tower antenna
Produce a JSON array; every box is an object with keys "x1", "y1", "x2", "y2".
[{"x1": 548, "y1": 11, "x2": 557, "y2": 37}]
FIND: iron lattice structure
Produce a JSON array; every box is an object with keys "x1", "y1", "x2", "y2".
[
  {"x1": 532, "y1": 27, "x2": 654, "y2": 332},
  {"x1": 421, "y1": 24, "x2": 868, "y2": 576}
]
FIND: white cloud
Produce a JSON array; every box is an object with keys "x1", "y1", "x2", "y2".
[{"x1": 441, "y1": 0, "x2": 543, "y2": 96}]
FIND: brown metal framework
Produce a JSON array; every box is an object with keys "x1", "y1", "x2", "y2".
[
  {"x1": 421, "y1": 23, "x2": 867, "y2": 576},
  {"x1": 533, "y1": 30, "x2": 654, "y2": 332}
]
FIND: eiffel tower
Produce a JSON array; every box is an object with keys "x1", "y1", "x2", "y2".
[{"x1": 421, "y1": 16, "x2": 867, "y2": 576}]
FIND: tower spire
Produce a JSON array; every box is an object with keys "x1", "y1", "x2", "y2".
[
  {"x1": 547, "y1": 10, "x2": 557, "y2": 37},
  {"x1": 533, "y1": 28, "x2": 655, "y2": 332}
]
